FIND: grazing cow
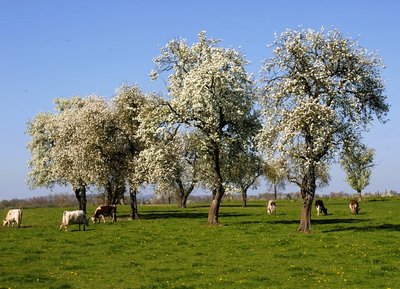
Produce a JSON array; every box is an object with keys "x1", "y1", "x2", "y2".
[
  {"x1": 91, "y1": 205, "x2": 117, "y2": 223},
  {"x1": 59, "y1": 210, "x2": 89, "y2": 231},
  {"x1": 266, "y1": 200, "x2": 276, "y2": 215},
  {"x1": 349, "y1": 200, "x2": 360, "y2": 215},
  {"x1": 315, "y1": 200, "x2": 328, "y2": 216},
  {"x1": 3, "y1": 209, "x2": 22, "y2": 227}
]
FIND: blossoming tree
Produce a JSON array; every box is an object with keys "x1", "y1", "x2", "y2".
[
  {"x1": 27, "y1": 96, "x2": 120, "y2": 213},
  {"x1": 340, "y1": 143, "x2": 375, "y2": 201},
  {"x1": 151, "y1": 32, "x2": 259, "y2": 224},
  {"x1": 258, "y1": 28, "x2": 389, "y2": 232},
  {"x1": 111, "y1": 85, "x2": 148, "y2": 219}
]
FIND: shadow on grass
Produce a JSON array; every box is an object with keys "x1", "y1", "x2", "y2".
[
  {"x1": 267, "y1": 218, "x2": 371, "y2": 225},
  {"x1": 323, "y1": 223, "x2": 400, "y2": 232},
  {"x1": 1, "y1": 225, "x2": 35, "y2": 229},
  {"x1": 118, "y1": 211, "x2": 209, "y2": 220}
]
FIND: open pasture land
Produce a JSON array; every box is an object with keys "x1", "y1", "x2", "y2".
[{"x1": 1, "y1": 198, "x2": 399, "y2": 289}]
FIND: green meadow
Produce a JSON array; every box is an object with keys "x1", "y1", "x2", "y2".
[{"x1": 1, "y1": 198, "x2": 399, "y2": 289}]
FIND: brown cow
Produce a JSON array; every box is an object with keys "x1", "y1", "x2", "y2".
[
  {"x1": 349, "y1": 200, "x2": 360, "y2": 215},
  {"x1": 91, "y1": 205, "x2": 117, "y2": 223}
]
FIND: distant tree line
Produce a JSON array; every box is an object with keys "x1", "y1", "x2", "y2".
[{"x1": 1, "y1": 190, "x2": 398, "y2": 211}]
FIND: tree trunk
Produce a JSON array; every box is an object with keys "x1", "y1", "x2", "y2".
[
  {"x1": 208, "y1": 191, "x2": 223, "y2": 225},
  {"x1": 298, "y1": 195, "x2": 313, "y2": 232},
  {"x1": 274, "y1": 184, "x2": 277, "y2": 200},
  {"x1": 129, "y1": 187, "x2": 139, "y2": 220},
  {"x1": 73, "y1": 183, "x2": 87, "y2": 213},
  {"x1": 241, "y1": 189, "x2": 247, "y2": 207},
  {"x1": 106, "y1": 180, "x2": 126, "y2": 205},
  {"x1": 357, "y1": 190, "x2": 362, "y2": 201},
  {"x1": 180, "y1": 193, "x2": 189, "y2": 208},
  {"x1": 176, "y1": 178, "x2": 194, "y2": 208},
  {"x1": 105, "y1": 181, "x2": 112, "y2": 205},
  {"x1": 208, "y1": 140, "x2": 224, "y2": 225},
  {"x1": 298, "y1": 158, "x2": 316, "y2": 233}
]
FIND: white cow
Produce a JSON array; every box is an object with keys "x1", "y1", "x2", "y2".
[
  {"x1": 59, "y1": 210, "x2": 89, "y2": 231},
  {"x1": 3, "y1": 209, "x2": 22, "y2": 227},
  {"x1": 267, "y1": 200, "x2": 276, "y2": 214}
]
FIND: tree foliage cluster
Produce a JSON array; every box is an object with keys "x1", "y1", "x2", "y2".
[{"x1": 27, "y1": 28, "x2": 389, "y2": 231}]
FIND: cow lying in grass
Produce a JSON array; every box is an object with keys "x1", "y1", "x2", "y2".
[
  {"x1": 315, "y1": 200, "x2": 328, "y2": 216},
  {"x1": 3, "y1": 209, "x2": 22, "y2": 227},
  {"x1": 60, "y1": 210, "x2": 89, "y2": 231},
  {"x1": 267, "y1": 200, "x2": 276, "y2": 214},
  {"x1": 91, "y1": 205, "x2": 117, "y2": 223},
  {"x1": 349, "y1": 200, "x2": 360, "y2": 215}
]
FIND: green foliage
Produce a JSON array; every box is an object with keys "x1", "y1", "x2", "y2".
[{"x1": 1, "y1": 199, "x2": 399, "y2": 288}]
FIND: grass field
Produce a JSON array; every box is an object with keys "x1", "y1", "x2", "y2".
[{"x1": 1, "y1": 198, "x2": 399, "y2": 289}]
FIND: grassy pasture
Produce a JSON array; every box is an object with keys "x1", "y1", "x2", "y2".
[{"x1": 0, "y1": 198, "x2": 399, "y2": 289}]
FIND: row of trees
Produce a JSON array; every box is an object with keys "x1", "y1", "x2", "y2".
[{"x1": 27, "y1": 28, "x2": 388, "y2": 232}]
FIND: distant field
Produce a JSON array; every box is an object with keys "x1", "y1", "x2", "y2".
[{"x1": 1, "y1": 198, "x2": 399, "y2": 289}]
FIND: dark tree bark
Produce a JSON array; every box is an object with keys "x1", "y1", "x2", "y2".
[
  {"x1": 73, "y1": 183, "x2": 87, "y2": 213},
  {"x1": 129, "y1": 187, "x2": 139, "y2": 220},
  {"x1": 241, "y1": 189, "x2": 247, "y2": 208},
  {"x1": 181, "y1": 194, "x2": 188, "y2": 208},
  {"x1": 357, "y1": 190, "x2": 362, "y2": 201},
  {"x1": 177, "y1": 180, "x2": 194, "y2": 208},
  {"x1": 105, "y1": 180, "x2": 126, "y2": 205}
]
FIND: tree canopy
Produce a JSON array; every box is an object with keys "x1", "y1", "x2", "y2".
[
  {"x1": 151, "y1": 31, "x2": 260, "y2": 224},
  {"x1": 340, "y1": 143, "x2": 375, "y2": 200},
  {"x1": 257, "y1": 27, "x2": 389, "y2": 231}
]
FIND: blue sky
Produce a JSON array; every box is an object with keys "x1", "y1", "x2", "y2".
[{"x1": 1, "y1": 0, "x2": 399, "y2": 200}]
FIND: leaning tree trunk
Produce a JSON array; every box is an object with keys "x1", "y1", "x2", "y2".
[
  {"x1": 73, "y1": 183, "x2": 87, "y2": 213},
  {"x1": 208, "y1": 191, "x2": 223, "y2": 225},
  {"x1": 208, "y1": 178, "x2": 224, "y2": 225},
  {"x1": 129, "y1": 187, "x2": 139, "y2": 220}
]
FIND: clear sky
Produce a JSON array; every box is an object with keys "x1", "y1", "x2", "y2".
[{"x1": 1, "y1": 0, "x2": 399, "y2": 200}]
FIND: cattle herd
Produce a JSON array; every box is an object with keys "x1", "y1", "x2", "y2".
[
  {"x1": 2, "y1": 201, "x2": 361, "y2": 231},
  {"x1": 2, "y1": 204, "x2": 117, "y2": 231},
  {"x1": 265, "y1": 199, "x2": 360, "y2": 216}
]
